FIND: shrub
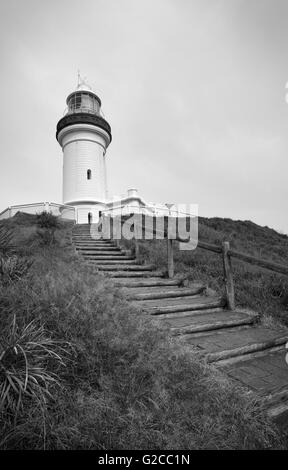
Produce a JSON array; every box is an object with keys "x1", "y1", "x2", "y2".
[
  {"x1": 35, "y1": 212, "x2": 62, "y2": 247},
  {"x1": 36, "y1": 212, "x2": 59, "y2": 229}
]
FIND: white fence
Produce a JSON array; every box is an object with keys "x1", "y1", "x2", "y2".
[
  {"x1": 0, "y1": 202, "x2": 76, "y2": 221},
  {"x1": 103, "y1": 202, "x2": 198, "y2": 218}
]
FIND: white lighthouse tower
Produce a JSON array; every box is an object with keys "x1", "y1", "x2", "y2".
[
  {"x1": 0, "y1": 77, "x2": 189, "y2": 223},
  {"x1": 56, "y1": 79, "x2": 112, "y2": 224}
]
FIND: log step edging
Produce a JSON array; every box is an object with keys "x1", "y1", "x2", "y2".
[
  {"x1": 154, "y1": 307, "x2": 224, "y2": 320},
  {"x1": 81, "y1": 255, "x2": 135, "y2": 260},
  {"x1": 114, "y1": 279, "x2": 182, "y2": 288},
  {"x1": 127, "y1": 286, "x2": 206, "y2": 301},
  {"x1": 145, "y1": 298, "x2": 225, "y2": 316},
  {"x1": 83, "y1": 256, "x2": 138, "y2": 262},
  {"x1": 206, "y1": 335, "x2": 288, "y2": 363},
  {"x1": 213, "y1": 344, "x2": 285, "y2": 368},
  {"x1": 93, "y1": 264, "x2": 155, "y2": 271},
  {"x1": 107, "y1": 271, "x2": 164, "y2": 278},
  {"x1": 171, "y1": 315, "x2": 257, "y2": 336}
]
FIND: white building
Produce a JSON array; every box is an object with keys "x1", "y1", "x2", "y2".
[{"x1": 0, "y1": 79, "x2": 193, "y2": 224}]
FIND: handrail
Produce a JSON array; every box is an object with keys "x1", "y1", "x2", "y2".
[
  {"x1": 103, "y1": 213, "x2": 288, "y2": 310},
  {"x1": 101, "y1": 213, "x2": 288, "y2": 277},
  {"x1": 228, "y1": 248, "x2": 288, "y2": 276},
  {"x1": 181, "y1": 237, "x2": 288, "y2": 276},
  {"x1": 180, "y1": 235, "x2": 288, "y2": 277}
]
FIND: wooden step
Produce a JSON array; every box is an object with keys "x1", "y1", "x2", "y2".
[
  {"x1": 76, "y1": 250, "x2": 122, "y2": 255},
  {"x1": 107, "y1": 271, "x2": 164, "y2": 278},
  {"x1": 265, "y1": 389, "x2": 288, "y2": 429},
  {"x1": 73, "y1": 242, "x2": 116, "y2": 245},
  {"x1": 86, "y1": 259, "x2": 137, "y2": 265},
  {"x1": 165, "y1": 310, "x2": 258, "y2": 335},
  {"x1": 75, "y1": 237, "x2": 115, "y2": 242},
  {"x1": 183, "y1": 326, "x2": 288, "y2": 363},
  {"x1": 94, "y1": 264, "x2": 155, "y2": 271},
  {"x1": 81, "y1": 254, "x2": 134, "y2": 260},
  {"x1": 72, "y1": 239, "x2": 115, "y2": 244},
  {"x1": 126, "y1": 285, "x2": 206, "y2": 300},
  {"x1": 72, "y1": 236, "x2": 113, "y2": 240},
  {"x1": 75, "y1": 247, "x2": 121, "y2": 252},
  {"x1": 72, "y1": 231, "x2": 92, "y2": 235},
  {"x1": 216, "y1": 346, "x2": 288, "y2": 427},
  {"x1": 138, "y1": 296, "x2": 225, "y2": 315},
  {"x1": 114, "y1": 278, "x2": 182, "y2": 288},
  {"x1": 77, "y1": 246, "x2": 118, "y2": 250},
  {"x1": 73, "y1": 239, "x2": 114, "y2": 242},
  {"x1": 156, "y1": 307, "x2": 224, "y2": 320}
]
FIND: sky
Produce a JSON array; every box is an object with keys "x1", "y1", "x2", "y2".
[{"x1": 0, "y1": 0, "x2": 287, "y2": 233}]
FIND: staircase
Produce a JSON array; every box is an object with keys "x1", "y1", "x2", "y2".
[{"x1": 72, "y1": 224, "x2": 288, "y2": 427}]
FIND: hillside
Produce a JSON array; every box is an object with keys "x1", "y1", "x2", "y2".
[
  {"x1": 131, "y1": 217, "x2": 288, "y2": 327},
  {"x1": 0, "y1": 212, "x2": 283, "y2": 449}
]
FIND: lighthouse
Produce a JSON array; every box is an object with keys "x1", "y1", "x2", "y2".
[
  {"x1": 56, "y1": 79, "x2": 112, "y2": 224},
  {"x1": 0, "y1": 77, "x2": 186, "y2": 223}
]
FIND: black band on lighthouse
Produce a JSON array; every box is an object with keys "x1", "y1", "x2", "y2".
[{"x1": 56, "y1": 112, "x2": 112, "y2": 142}]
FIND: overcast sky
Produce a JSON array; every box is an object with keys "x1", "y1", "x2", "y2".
[{"x1": 0, "y1": 0, "x2": 287, "y2": 233}]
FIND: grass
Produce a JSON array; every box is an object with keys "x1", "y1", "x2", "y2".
[
  {"x1": 122, "y1": 217, "x2": 288, "y2": 327},
  {"x1": 0, "y1": 212, "x2": 284, "y2": 449}
]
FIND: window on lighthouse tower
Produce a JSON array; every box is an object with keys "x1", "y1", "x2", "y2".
[{"x1": 87, "y1": 169, "x2": 92, "y2": 180}]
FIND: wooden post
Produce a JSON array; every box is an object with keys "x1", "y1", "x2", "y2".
[
  {"x1": 167, "y1": 238, "x2": 174, "y2": 278},
  {"x1": 222, "y1": 241, "x2": 235, "y2": 310}
]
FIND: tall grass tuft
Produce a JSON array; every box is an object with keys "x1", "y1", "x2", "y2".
[
  {"x1": 0, "y1": 226, "x2": 15, "y2": 255},
  {"x1": 0, "y1": 255, "x2": 33, "y2": 285},
  {"x1": 0, "y1": 316, "x2": 68, "y2": 423}
]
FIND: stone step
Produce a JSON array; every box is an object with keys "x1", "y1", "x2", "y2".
[
  {"x1": 127, "y1": 285, "x2": 206, "y2": 300},
  {"x1": 183, "y1": 325, "x2": 288, "y2": 363},
  {"x1": 94, "y1": 264, "x2": 155, "y2": 271},
  {"x1": 114, "y1": 278, "x2": 182, "y2": 288},
  {"x1": 164, "y1": 309, "x2": 258, "y2": 335},
  {"x1": 138, "y1": 296, "x2": 225, "y2": 315}
]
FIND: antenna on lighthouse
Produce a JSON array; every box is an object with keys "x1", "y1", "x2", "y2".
[
  {"x1": 76, "y1": 70, "x2": 91, "y2": 91},
  {"x1": 77, "y1": 69, "x2": 81, "y2": 87}
]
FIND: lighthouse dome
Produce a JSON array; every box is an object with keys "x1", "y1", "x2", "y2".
[{"x1": 66, "y1": 80, "x2": 102, "y2": 116}]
